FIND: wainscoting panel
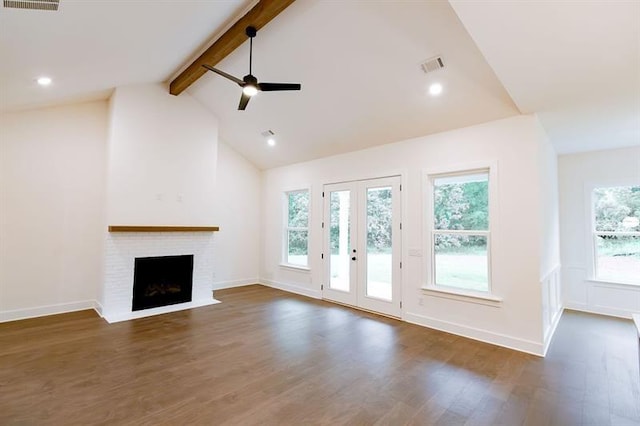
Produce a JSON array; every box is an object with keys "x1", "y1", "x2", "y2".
[
  {"x1": 563, "y1": 266, "x2": 640, "y2": 318},
  {"x1": 541, "y1": 264, "x2": 563, "y2": 354}
]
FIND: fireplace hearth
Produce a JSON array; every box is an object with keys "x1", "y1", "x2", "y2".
[{"x1": 132, "y1": 255, "x2": 193, "y2": 311}]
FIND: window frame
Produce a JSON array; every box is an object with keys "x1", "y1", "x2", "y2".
[
  {"x1": 282, "y1": 188, "x2": 311, "y2": 270},
  {"x1": 423, "y1": 163, "x2": 499, "y2": 302},
  {"x1": 589, "y1": 183, "x2": 640, "y2": 286}
]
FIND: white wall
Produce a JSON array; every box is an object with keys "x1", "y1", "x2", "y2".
[
  {"x1": 107, "y1": 83, "x2": 218, "y2": 225},
  {"x1": 261, "y1": 114, "x2": 554, "y2": 355},
  {"x1": 537, "y1": 122, "x2": 561, "y2": 278},
  {"x1": 0, "y1": 85, "x2": 261, "y2": 321},
  {"x1": 211, "y1": 142, "x2": 261, "y2": 289},
  {"x1": 559, "y1": 146, "x2": 640, "y2": 318},
  {"x1": 0, "y1": 101, "x2": 108, "y2": 321},
  {"x1": 536, "y1": 119, "x2": 562, "y2": 352},
  {"x1": 107, "y1": 84, "x2": 261, "y2": 291},
  {"x1": 103, "y1": 83, "x2": 219, "y2": 316}
]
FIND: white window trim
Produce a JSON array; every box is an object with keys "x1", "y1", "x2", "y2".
[
  {"x1": 585, "y1": 278, "x2": 640, "y2": 289},
  {"x1": 422, "y1": 285, "x2": 503, "y2": 307},
  {"x1": 585, "y1": 181, "x2": 640, "y2": 286},
  {"x1": 278, "y1": 263, "x2": 311, "y2": 272},
  {"x1": 422, "y1": 161, "x2": 499, "y2": 300},
  {"x1": 282, "y1": 188, "x2": 311, "y2": 269}
]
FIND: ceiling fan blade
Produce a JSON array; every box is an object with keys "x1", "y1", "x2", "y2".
[
  {"x1": 238, "y1": 93, "x2": 251, "y2": 110},
  {"x1": 202, "y1": 64, "x2": 244, "y2": 86},
  {"x1": 258, "y1": 82, "x2": 301, "y2": 92}
]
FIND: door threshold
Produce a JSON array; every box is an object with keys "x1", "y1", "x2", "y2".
[{"x1": 322, "y1": 298, "x2": 401, "y2": 320}]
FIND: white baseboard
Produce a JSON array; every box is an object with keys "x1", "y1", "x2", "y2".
[
  {"x1": 564, "y1": 302, "x2": 637, "y2": 319},
  {"x1": 404, "y1": 311, "x2": 544, "y2": 356},
  {"x1": 543, "y1": 306, "x2": 564, "y2": 356},
  {"x1": 1, "y1": 297, "x2": 223, "y2": 324},
  {"x1": 103, "y1": 298, "x2": 220, "y2": 323},
  {"x1": 259, "y1": 278, "x2": 322, "y2": 299},
  {"x1": 212, "y1": 278, "x2": 259, "y2": 290},
  {"x1": 93, "y1": 300, "x2": 104, "y2": 318},
  {"x1": 0, "y1": 300, "x2": 97, "y2": 323}
]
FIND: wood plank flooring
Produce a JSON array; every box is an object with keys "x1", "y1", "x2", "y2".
[{"x1": 1, "y1": 285, "x2": 639, "y2": 425}]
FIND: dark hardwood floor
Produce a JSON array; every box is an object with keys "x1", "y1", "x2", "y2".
[{"x1": 1, "y1": 285, "x2": 639, "y2": 425}]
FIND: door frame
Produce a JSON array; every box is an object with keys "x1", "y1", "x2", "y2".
[{"x1": 321, "y1": 174, "x2": 404, "y2": 318}]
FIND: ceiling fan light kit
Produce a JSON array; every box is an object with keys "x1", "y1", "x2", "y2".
[{"x1": 202, "y1": 26, "x2": 301, "y2": 110}]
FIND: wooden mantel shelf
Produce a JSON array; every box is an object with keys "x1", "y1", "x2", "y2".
[{"x1": 108, "y1": 226, "x2": 220, "y2": 233}]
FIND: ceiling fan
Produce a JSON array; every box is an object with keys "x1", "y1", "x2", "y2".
[{"x1": 202, "y1": 26, "x2": 301, "y2": 111}]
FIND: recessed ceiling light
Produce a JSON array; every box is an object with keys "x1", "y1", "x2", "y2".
[
  {"x1": 261, "y1": 129, "x2": 276, "y2": 146},
  {"x1": 428, "y1": 83, "x2": 443, "y2": 96},
  {"x1": 36, "y1": 76, "x2": 52, "y2": 86}
]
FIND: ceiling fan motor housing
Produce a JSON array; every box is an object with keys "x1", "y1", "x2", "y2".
[{"x1": 243, "y1": 74, "x2": 258, "y2": 85}]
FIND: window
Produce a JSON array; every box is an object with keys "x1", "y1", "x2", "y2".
[
  {"x1": 592, "y1": 186, "x2": 640, "y2": 284},
  {"x1": 430, "y1": 170, "x2": 490, "y2": 293},
  {"x1": 284, "y1": 189, "x2": 309, "y2": 267}
]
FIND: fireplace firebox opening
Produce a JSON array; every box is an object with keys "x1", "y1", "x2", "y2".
[{"x1": 132, "y1": 255, "x2": 194, "y2": 311}]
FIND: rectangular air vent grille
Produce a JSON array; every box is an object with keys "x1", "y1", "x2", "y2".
[
  {"x1": 3, "y1": 0, "x2": 59, "y2": 11},
  {"x1": 421, "y1": 56, "x2": 444, "y2": 74}
]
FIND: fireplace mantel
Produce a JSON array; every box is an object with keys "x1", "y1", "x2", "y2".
[{"x1": 108, "y1": 226, "x2": 220, "y2": 232}]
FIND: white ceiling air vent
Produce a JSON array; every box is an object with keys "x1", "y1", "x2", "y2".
[
  {"x1": 3, "y1": 0, "x2": 59, "y2": 11},
  {"x1": 421, "y1": 56, "x2": 444, "y2": 74}
]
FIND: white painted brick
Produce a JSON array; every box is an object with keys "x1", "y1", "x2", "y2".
[{"x1": 102, "y1": 232, "x2": 215, "y2": 321}]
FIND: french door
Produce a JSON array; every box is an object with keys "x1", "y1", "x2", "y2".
[{"x1": 322, "y1": 176, "x2": 402, "y2": 317}]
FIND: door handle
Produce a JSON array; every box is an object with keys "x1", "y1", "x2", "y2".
[{"x1": 352, "y1": 257, "x2": 357, "y2": 261}]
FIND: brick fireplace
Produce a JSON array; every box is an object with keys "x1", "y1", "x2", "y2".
[{"x1": 100, "y1": 227, "x2": 219, "y2": 323}]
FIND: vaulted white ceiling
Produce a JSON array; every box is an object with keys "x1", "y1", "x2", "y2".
[
  {"x1": 187, "y1": 0, "x2": 518, "y2": 169},
  {"x1": 1, "y1": 0, "x2": 638, "y2": 169},
  {"x1": 450, "y1": 0, "x2": 640, "y2": 155},
  {"x1": 0, "y1": 0, "x2": 250, "y2": 110}
]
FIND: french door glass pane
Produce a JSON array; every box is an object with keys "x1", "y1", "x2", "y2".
[
  {"x1": 595, "y1": 235, "x2": 640, "y2": 284},
  {"x1": 434, "y1": 234, "x2": 488, "y2": 292},
  {"x1": 366, "y1": 187, "x2": 392, "y2": 300},
  {"x1": 329, "y1": 191, "x2": 350, "y2": 291},
  {"x1": 287, "y1": 230, "x2": 308, "y2": 266}
]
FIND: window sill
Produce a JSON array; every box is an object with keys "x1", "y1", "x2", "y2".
[
  {"x1": 586, "y1": 279, "x2": 640, "y2": 289},
  {"x1": 421, "y1": 286, "x2": 503, "y2": 307},
  {"x1": 279, "y1": 263, "x2": 310, "y2": 272}
]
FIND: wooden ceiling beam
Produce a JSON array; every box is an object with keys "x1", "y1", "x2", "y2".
[{"x1": 169, "y1": 0, "x2": 296, "y2": 96}]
